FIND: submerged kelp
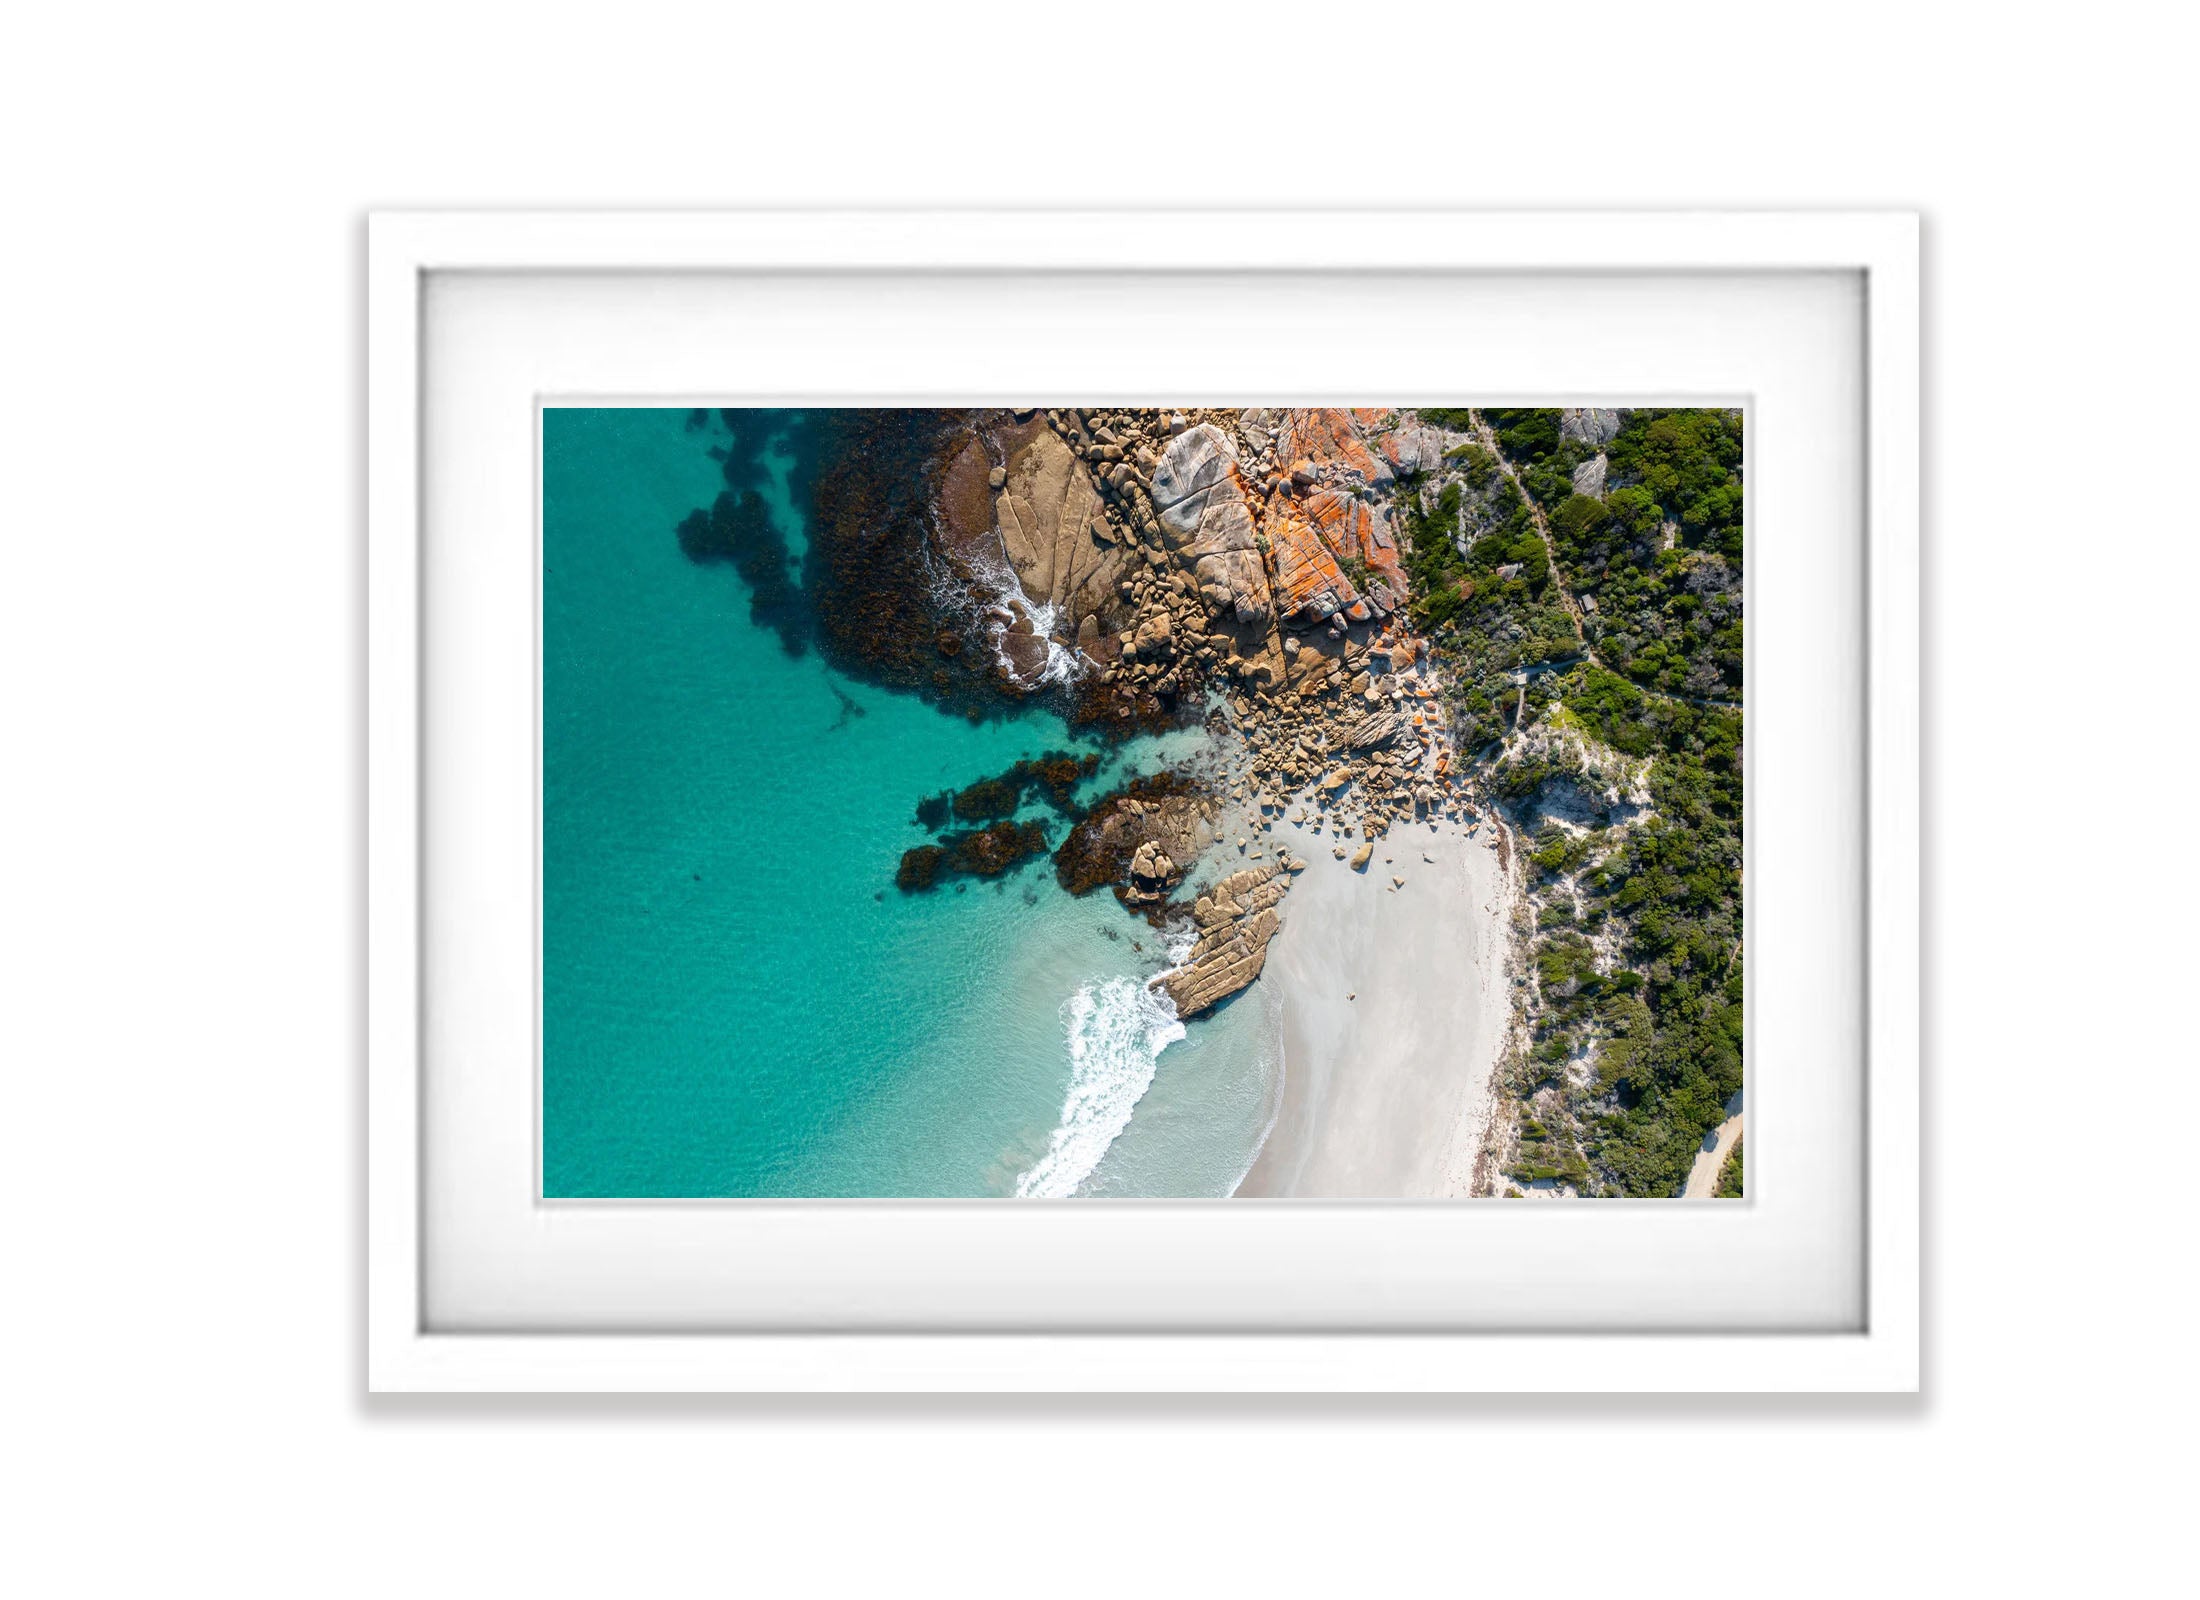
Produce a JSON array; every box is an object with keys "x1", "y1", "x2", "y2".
[
  {"x1": 676, "y1": 487, "x2": 809, "y2": 655},
  {"x1": 945, "y1": 751, "x2": 1103, "y2": 822},
  {"x1": 895, "y1": 820, "x2": 1052, "y2": 893}
]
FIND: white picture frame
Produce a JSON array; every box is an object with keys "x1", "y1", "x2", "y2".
[{"x1": 368, "y1": 210, "x2": 1918, "y2": 1392}]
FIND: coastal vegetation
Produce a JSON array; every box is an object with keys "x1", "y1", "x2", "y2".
[
  {"x1": 1394, "y1": 470, "x2": 1581, "y2": 750},
  {"x1": 1715, "y1": 1137, "x2": 1745, "y2": 1198},
  {"x1": 1546, "y1": 409, "x2": 1744, "y2": 698},
  {"x1": 1393, "y1": 406, "x2": 1746, "y2": 1197}
]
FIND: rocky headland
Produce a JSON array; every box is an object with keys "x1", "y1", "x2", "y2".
[{"x1": 908, "y1": 404, "x2": 1508, "y2": 1017}]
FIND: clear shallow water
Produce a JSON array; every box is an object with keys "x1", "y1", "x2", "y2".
[{"x1": 543, "y1": 407, "x2": 1279, "y2": 1197}]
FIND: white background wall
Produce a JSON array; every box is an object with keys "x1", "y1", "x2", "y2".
[{"x1": 2, "y1": 3, "x2": 2188, "y2": 1594}]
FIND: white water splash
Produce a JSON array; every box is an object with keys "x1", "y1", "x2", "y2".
[
  {"x1": 1015, "y1": 977, "x2": 1186, "y2": 1198},
  {"x1": 958, "y1": 546, "x2": 1088, "y2": 691}
]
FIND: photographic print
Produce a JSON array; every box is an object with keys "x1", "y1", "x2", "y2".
[{"x1": 544, "y1": 405, "x2": 1744, "y2": 1199}]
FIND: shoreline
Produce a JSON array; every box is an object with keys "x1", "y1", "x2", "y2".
[{"x1": 1232, "y1": 807, "x2": 1515, "y2": 1198}]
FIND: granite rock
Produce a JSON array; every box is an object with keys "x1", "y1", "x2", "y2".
[
  {"x1": 1159, "y1": 863, "x2": 1288, "y2": 1017},
  {"x1": 1147, "y1": 423, "x2": 1272, "y2": 626},
  {"x1": 1560, "y1": 408, "x2": 1626, "y2": 448}
]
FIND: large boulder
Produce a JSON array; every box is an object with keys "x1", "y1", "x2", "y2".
[
  {"x1": 1372, "y1": 422, "x2": 1449, "y2": 477},
  {"x1": 1344, "y1": 709, "x2": 1403, "y2": 749},
  {"x1": 995, "y1": 615, "x2": 1051, "y2": 683},
  {"x1": 1147, "y1": 423, "x2": 1272, "y2": 625},
  {"x1": 1303, "y1": 486, "x2": 1405, "y2": 604},
  {"x1": 1159, "y1": 863, "x2": 1289, "y2": 1017},
  {"x1": 1263, "y1": 491, "x2": 1358, "y2": 624},
  {"x1": 987, "y1": 420, "x2": 1131, "y2": 630},
  {"x1": 1124, "y1": 839, "x2": 1180, "y2": 907},
  {"x1": 1131, "y1": 608, "x2": 1176, "y2": 659},
  {"x1": 1560, "y1": 408, "x2": 1626, "y2": 448}
]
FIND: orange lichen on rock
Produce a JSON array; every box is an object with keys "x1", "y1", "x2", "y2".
[
  {"x1": 1370, "y1": 421, "x2": 1450, "y2": 478},
  {"x1": 1302, "y1": 486, "x2": 1406, "y2": 595},
  {"x1": 1275, "y1": 408, "x2": 1392, "y2": 487},
  {"x1": 1262, "y1": 491, "x2": 1358, "y2": 622}
]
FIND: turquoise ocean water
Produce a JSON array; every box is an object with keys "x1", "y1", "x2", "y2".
[{"x1": 543, "y1": 408, "x2": 1280, "y2": 1197}]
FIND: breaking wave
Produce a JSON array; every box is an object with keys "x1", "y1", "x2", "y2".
[
  {"x1": 955, "y1": 544, "x2": 1088, "y2": 692},
  {"x1": 1015, "y1": 977, "x2": 1186, "y2": 1198}
]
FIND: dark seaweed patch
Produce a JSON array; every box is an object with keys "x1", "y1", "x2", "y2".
[
  {"x1": 895, "y1": 820, "x2": 1051, "y2": 893},
  {"x1": 676, "y1": 488, "x2": 809, "y2": 656}
]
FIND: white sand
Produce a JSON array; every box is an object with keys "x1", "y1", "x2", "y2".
[{"x1": 1234, "y1": 810, "x2": 1516, "y2": 1197}]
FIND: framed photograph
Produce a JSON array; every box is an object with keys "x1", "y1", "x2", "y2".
[{"x1": 368, "y1": 210, "x2": 1917, "y2": 1391}]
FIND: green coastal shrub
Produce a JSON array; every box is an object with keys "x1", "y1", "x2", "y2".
[{"x1": 1715, "y1": 1138, "x2": 1745, "y2": 1198}]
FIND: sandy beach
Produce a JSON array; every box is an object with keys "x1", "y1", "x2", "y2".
[{"x1": 1235, "y1": 809, "x2": 1515, "y2": 1197}]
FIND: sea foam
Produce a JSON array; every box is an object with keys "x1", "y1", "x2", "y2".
[
  {"x1": 1015, "y1": 977, "x2": 1186, "y2": 1198},
  {"x1": 951, "y1": 543, "x2": 1088, "y2": 691}
]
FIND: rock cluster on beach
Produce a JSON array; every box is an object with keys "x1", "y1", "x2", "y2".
[
  {"x1": 1159, "y1": 862, "x2": 1288, "y2": 1018},
  {"x1": 1052, "y1": 770, "x2": 1219, "y2": 905},
  {"x1": 1217, "y1": 625, "x2": 1475, "y2": 849}
]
